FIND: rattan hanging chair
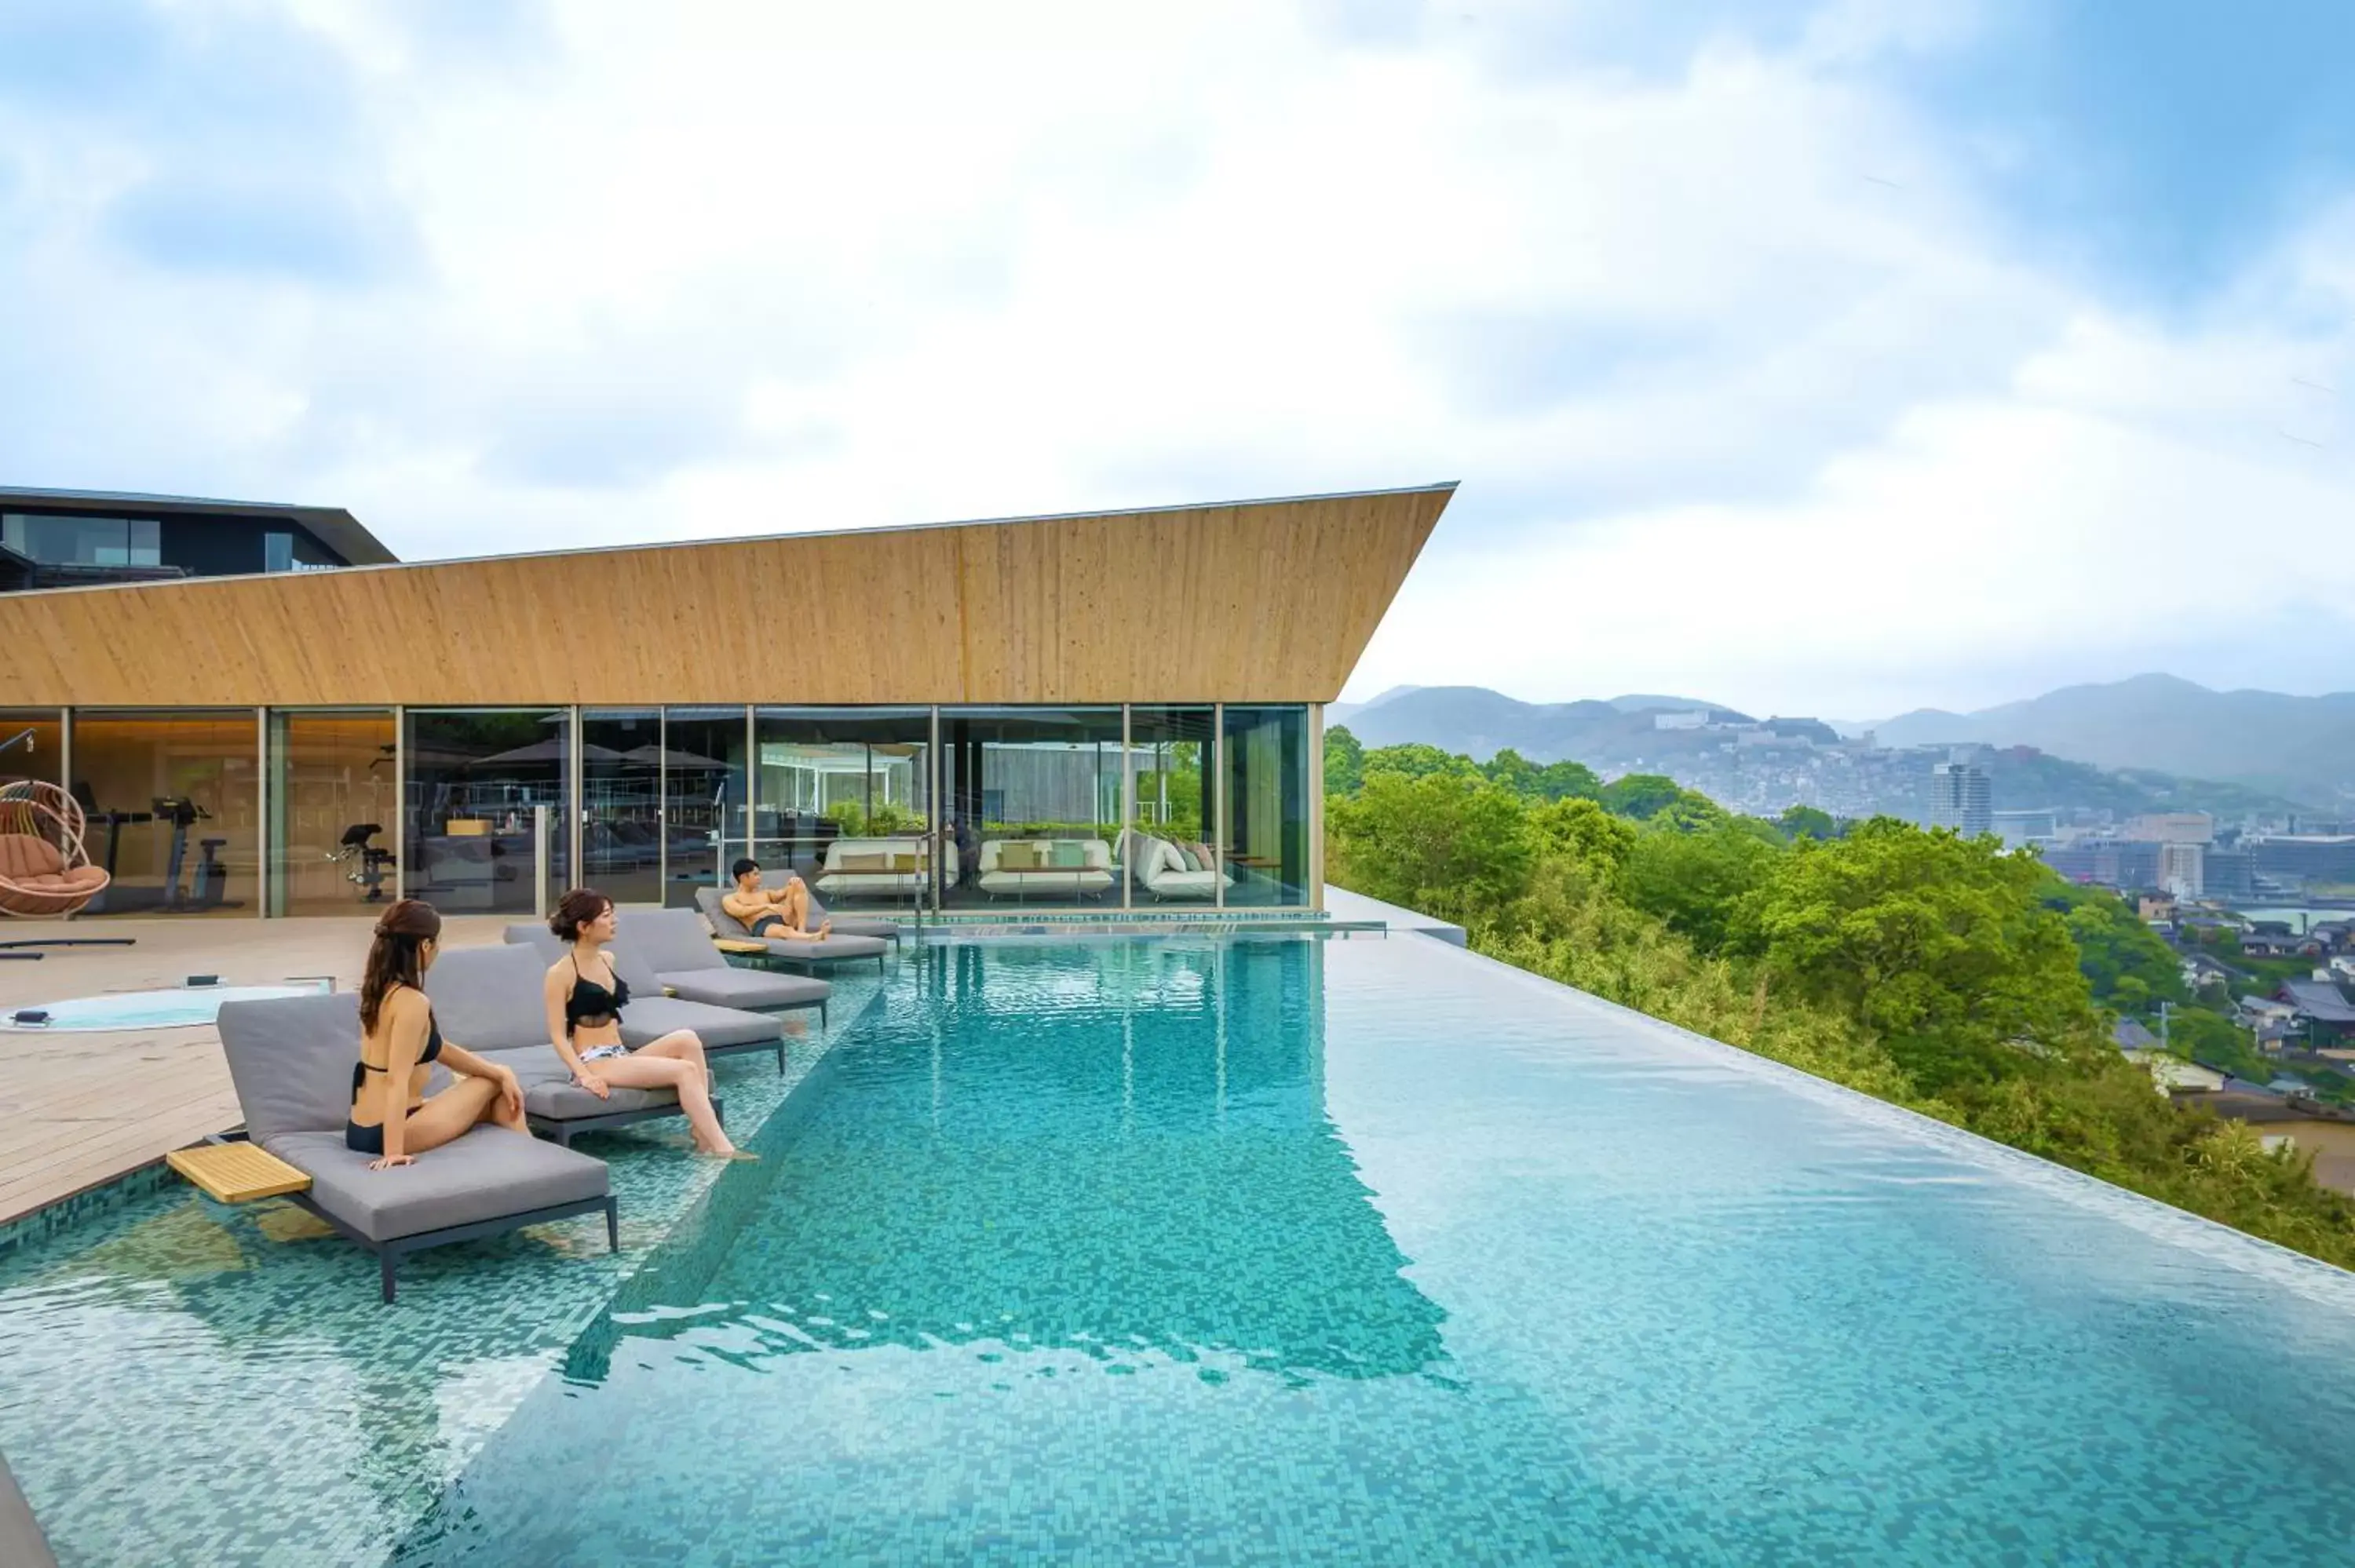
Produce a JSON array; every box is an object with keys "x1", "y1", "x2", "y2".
[{"x1": 0, "y1": 780, "x2": 112, "y2": 918}]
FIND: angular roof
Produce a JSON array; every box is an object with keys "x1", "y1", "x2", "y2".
[
  {"x1": 0, "y1": 485, "x2": 395, "y2": 567},
  {"x1": 0, "y1": 483, "x2": 1455, "y2": 706}
]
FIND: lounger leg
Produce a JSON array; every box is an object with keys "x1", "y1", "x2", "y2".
[
  {"x1": 381, "y1": 1250, "x2": 397, "y2": 1304},
  {"x1": 820, "y1": 1001, "x2": 829, "y2": 1030},
  {"x1": 774, "y1": 1040, "x2": 785, "y2": 1075},
  {"x1": 604, "y1": 1198, "x2": 619, "y2": 1253}
]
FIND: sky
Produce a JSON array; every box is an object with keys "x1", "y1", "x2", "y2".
[{"x1": 2, "y1": 0, "x2": 2350, "y2": 721}]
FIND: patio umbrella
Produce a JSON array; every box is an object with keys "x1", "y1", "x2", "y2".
[
  {"x1": 621, "y1": 744, "x2": 732, "y2": 771},
  {"x1": 473, "y1": 739, "x2": 626, "y2": 767}
]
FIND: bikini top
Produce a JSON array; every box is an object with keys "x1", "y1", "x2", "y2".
[
  {"x1": 564, "y1": 954, "x2": 630, "y2": 1036},
  {"x1": 352, "y1": 985, "x2": 444, "y2": 1095}
]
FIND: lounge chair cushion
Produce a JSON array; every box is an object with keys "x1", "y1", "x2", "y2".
[
  {"x1": 503, "y1": 923, "x2": 662, "y2": 997},
  {"x1": 621, "y1": 994, "x2": 785, "y2": 1051},
  {"x1": 622, "y1": 908, "x2": 732, "y2": 972},
  {"x1": 691, "y1": 890, "x2": 888, "y2": 965},
  {"x1": 422, "y1": 943, "x2": 551, "y2": 1052},
  {"x1": 270, "y1": 1126, "x2": 607, "y2": 1243},
  {"x1": 218, "y1": 992, "x2": 370, "y2": 1145},
  {"x1": 473, "y1": 1045, "x2": 679, "y2": 1121},
  {"x1": 657, "y1": 966, "x2": 831, "y2": 1012},
  {"x1": 802, "y1": 891, "x2": 897, "y2": 941}
]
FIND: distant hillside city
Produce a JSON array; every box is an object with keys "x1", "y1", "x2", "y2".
[{"x1": 1334, "y1": 676, "x2": 2355, "y2": 906}]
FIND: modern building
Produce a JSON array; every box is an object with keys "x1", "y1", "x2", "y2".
[
  {"x1": 2203, "y1": 848, "x2": 2257, "y2": 899},
  {"x1": 2247, "y1": 836, "x2": 2355, "y2": 890},
  {"x1": 1992, "y1": 808, "x2": 2058, "y2": 850},
  {"x1": 1928, "y1": 761, "x2": 1992, "y2": 837},
  {"x1": 0, "y1": 487, "x2": 391, "y2": 592},
  {"x1": 2159, "y1": 841, "x2": 2206, "y2": 900},
  {"x1": 0, "y1": 483, "x2": 1455, "y2": 921},
  {"x1": 2043, "y1": 837, "x2": 2164, "y2": 892},
  {"x1": 2123, "y1": 811, "x2": 2215, "y2": 845}
]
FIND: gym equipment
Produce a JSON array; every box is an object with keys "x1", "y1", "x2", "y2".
[
  {"x1": 327, "y1": 822, "x2": 396, "y2": 903},
  {"x1": 152, "y1": 797, "x2": 236, "y2": 911}
]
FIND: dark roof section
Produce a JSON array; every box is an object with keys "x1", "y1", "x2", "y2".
[
  {"x1": 0, "y1": 485, "x2": 396, "y2": 567},
  {"x1": 2280, "y1": 979, "x2": 2355, "y2": 1024}
]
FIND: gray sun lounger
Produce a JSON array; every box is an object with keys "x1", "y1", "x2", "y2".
[
  {"x1": 614, "y1": 910, "x2": 833, "y2": 1023},
  {"x1": 694, "y1": 887, "x2": 890, "y2": 972},
  {"x1": 429, "y1": 943, "x2": 732, "y2": 1140},
  {"x1": 502, "y1": 924, "x2": 794, "y2": 1074},
  {"x1": 215, "y1": 991, "x2": 615, "y2": 1303},
  {"x1": 804, "y1": 888, "x2": 900, "y2": 945}
]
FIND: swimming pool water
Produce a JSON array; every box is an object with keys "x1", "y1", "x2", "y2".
[
  {"x1": 374, "y1": 935, "x2": 2355, "y2": 1565},
  {"x1": 0, "y1": 982, "x2": 334, "y2": 1032}
]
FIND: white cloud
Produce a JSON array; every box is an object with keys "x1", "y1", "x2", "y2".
[{"x1": 2, "y1": 0, "x2": 2350, "y2": 715}]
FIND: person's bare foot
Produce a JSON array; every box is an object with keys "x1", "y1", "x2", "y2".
[{"x1": 696, "y1": 1147, "x2": 759, "y2": 1161}]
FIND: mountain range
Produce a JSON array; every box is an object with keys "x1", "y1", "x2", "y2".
[{"x1": 1331, "y1": 675, "x2": 2355, "y2": 807}]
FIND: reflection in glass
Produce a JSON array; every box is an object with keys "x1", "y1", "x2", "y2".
[
  {"x1": 267, "y1": 710, "x2": 398, "y2": 916},
  {"x1": 581, "y1": 708, "x2": 663, "y2": 906},
  {"x1": 0, "y1": 709, "x2": 62, "y2": 793},
  {"x1": 403, "y1": 709, "x2": 571, "y2": 915},
  {"x1": 1222, "y1": 704, "x2": 1311, "y2": 907},
  {"x1": 756, "y1": 707, "x2": 933, "y2": 913},
  {"x1": 68, "y1": 710, "x2": 257, "y2": 916},
  {"x1": 1125, "y1": 705, "x2": 1222, "y2": 906},
  {"x1": 662, "y1": 706, "x2": 750, "y2": 910},
  {"x1": 940, "y1": 707, "x2": 1124, "y2": 908}
]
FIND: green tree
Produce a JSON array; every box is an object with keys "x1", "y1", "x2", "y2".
[
  {"x1": 1621, "y1": 820, "x2": 1781, "y2": 954},
  {"x1": 1778, "y1": 804, "x2": 1838, "y2": 841},
  {"x1": 1599, "y1": 773, "x2": 1696, "y2": 821},
  {"x1": 1730, "y1": 819, "x2": 2106, "y2": 1093},
  {"x1": 1326, "y1": 771, "x2": 1533, "y2": 924},
  {"x1": 2043, "y1": 882, "x2": 2190, "y2": 1012},
  {"x1": 1324, "y1": 724, "x2": 1365, "y2": 797},
  {"x1": 1527, "y1": 796, "x2": 1637, "y2": 884},
  {"x1": 1361, "y1": 742, "x2": 1481, "y2": 782}
]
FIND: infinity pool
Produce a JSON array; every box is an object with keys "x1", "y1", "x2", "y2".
[
  {"x1": 6, "y1": 935, "x2": 2355, "y2": 1564},
  {"x1": 378, "y1": 935, "x2": 2355, "y2": 1565}
]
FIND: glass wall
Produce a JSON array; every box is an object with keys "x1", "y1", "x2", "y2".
[
  {"x1": 1125, "y1": 706, "x2": 1218, "y2": 906},
  {"x1": 581, "y1": 708, "x2": 664, "y2": 906},
  {"x1": 68, "y1": 710, "x2": 258, "y2": 916},
  {"x1": 754, "y1": 707, "x2": 933, "y2": 912},
  {"x1": 940, "y1": 707, "x2": 1125, "y2": 908},
  {"x1": 2, "y1": 513, "x2": 160, "y2": 566},
  {"x1": 266, "y1": 710, "x2": 398, "y2": 916},
  {"x1": 403, "y1": 709, "x2": 571, "y2": 916},
  {"x1": 1221, "y1": 704, "x2": 1312, "y2": 907},
  {"x1": 0, "y1": 709, "x2": 61, "y2": 793},
  {"x1": 662, "y1": 706, "x2": 750, "y2": 909}
]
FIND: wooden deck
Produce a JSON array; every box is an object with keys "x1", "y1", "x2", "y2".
[{"x1": 0, "y1": 913, "x2": 510, "y2": 1224}]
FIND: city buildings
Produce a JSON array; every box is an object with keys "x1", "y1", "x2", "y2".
[{"x1": 0, "y1": 482, "x2": 1455, "y2": 920}]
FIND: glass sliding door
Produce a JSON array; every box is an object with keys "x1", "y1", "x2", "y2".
[
  {"x1": 403, "y1": 709, "x2": 571, "y2": 915},
  {"x1": 755, "y1": 707, "x2": 933, "y2": 914},
  {"x1": 662, "y1": 706, "x2": 750, "y2": 910},
  {"x1": 581, "y1": 707, "x2": 663, "y2": 906},
  {"x1": 1221, "y1": 704, "x2": 1312, "y2": 907},
  {"x1": 0, "y1": 709, "x2": 61, "y2": 793},
  {"x1": 266, "y1": 709, "x2": 398, "y2": 916},
  {"x1": 939, "y1": 707, "x2": 1125, "y2": 910},
  {"x1": 68, "y1": 710, "x2": 259, "y2": 916},
  {"x1": 1126, "y1": 706, "x2": 1219, "y2": 906}
]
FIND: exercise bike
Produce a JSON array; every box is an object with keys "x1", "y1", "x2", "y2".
[
  {"x1": 152, "y1": 796, "x2": 233, "y2": 911},
  {"x1": 327, "y1": 822, "x2": 396, "y2": 903}
]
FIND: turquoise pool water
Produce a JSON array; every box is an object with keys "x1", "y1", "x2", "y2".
[{"x1": 363, "y1": 935, "x2": 2355, "y2": 1565}]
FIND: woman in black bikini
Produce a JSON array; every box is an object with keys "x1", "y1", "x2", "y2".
[
  {"x1": 349, "y1": 899, "x2": 526, "y2": 1171},
  {"x1": 539, "y1": 887, "x2": 747, "y2": 1159}
]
